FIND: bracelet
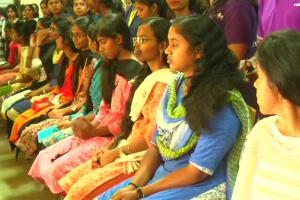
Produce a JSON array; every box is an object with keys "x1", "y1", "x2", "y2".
[
  {"x1": 136, "y1": 187, "x2": 145, "y2": 198},
  {"x1": 128, "y1": 182, "x2": 139, "y2": 189},
  {"x1": 7, "y1": 80, "x2": 11, "y2": 85}
]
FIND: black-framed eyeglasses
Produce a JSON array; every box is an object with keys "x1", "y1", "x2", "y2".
[{"x1": 132, "y1": 36, "x2": 153, "y2": 45}]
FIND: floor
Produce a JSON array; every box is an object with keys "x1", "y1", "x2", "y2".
[{"x1": 0, "y1": 118, "x2": 57, "y2": 200}]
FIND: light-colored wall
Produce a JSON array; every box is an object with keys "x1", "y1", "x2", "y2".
[{"x1": 0, "y1": 0, "x2": 13, "y2": 8}]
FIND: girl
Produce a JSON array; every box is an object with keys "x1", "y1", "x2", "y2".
[
  {"x1": 1, "y1": 17, "x2": 55, "y2": 122},
  {"x1": 36, "y1": 22, "x2": 104, "y2": 148},
  {"x1": 166, "y1": 0, "x2": 198, "y2": 18},
  {"x1": 232, "y1": 30, "x2": 300, "y2": 200},
  {"x1": 23, "y1": 4, "x2": 35, "y2": 21},
  {"x1": 99, "y1": 15, "x2": 245, "y2": 200},
  {"x1": 58, "y1": 16, "x2": 172, "y2": 200},
  {"x1": 134, "y1": 0, "x2": 167, "y2": 21},
  {"x1": 9, "y1": 18, "x2": 79, "y2": 144},
  {"x1": 47, "y1": 0, "x2": 71, "y2": 19},
  {"x1": 40, "y1": 0, "x2": 53, "y2": 17},
  {"x1": 0, "y1": 20, "x2": 37, "y2": 93},
  {"x1": 13, "y1": 17, "x2": 94, "y2": 156},
  {"x1": 6, "y1": 4, "x2": 19, "y2": 24},
  {"x1": 28, "y1": 13, "x2": 141, "y2": 194},
  {"x1": 73, "y1": 0, "x2": 92, "y2": 19}
]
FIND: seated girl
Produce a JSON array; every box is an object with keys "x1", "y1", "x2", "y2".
[
  {"x1": 99, "y1": 15, "x2": 242, "y2": 200},
  {"x1": 0, "y1": 21, "x2": 38, "y2": 90},
  {"x1": 32, "y1": 22, "x2": 104, "y2": 149},
  {"x1": 232, "y1": 30, "x2": 300, "y2": 200},
  {"x1": 12, "y1": 17, "x2": 94, "y2": 155},
  {"x1": 1, "y1": 17, "x2": 55, "y2": 121},
  {"x1": 58, "y1": 16, "x2": 172, "y2": 200},
  {"x1": 9, "y1": 18, "x2": 81, "y2": 144},
  {"x1": 28, "y1": 13, "x2": 141, "y2": 194}
]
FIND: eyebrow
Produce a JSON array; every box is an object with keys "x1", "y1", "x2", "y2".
[{"x1": 169, "y1": 38, "x2": 178, "y2": 42}]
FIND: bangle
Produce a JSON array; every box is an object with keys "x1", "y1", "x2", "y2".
[
  {"x1": 7, "y1": 80, "x2": 11, "y2": 85},
  {"x1": 136, "y1": 187, "x2": 145, "y2": 198},
  {"x1": 128, "y1": 182, "x2": 139, "y2": 189}
]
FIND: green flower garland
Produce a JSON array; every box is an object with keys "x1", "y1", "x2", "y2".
[{"x1": 156, "y1": 76, "x2": 199, "y2": 160}]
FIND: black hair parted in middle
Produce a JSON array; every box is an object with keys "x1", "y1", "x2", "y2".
[
  {"x1": 73, "y1": 16, "x2": 94, "y2": 35},
  {"x1": 97, "y1": 13, "x2": 132, "y2": 51},
  {"x1": 172, "y1": 15, "x2": 243, "y2": 134},
  {"x1": 52, "y1": 17, "x2": 78, "y2": 52}
]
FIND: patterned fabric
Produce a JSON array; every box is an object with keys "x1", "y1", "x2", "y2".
[
  {"x1": 29, "y1": 136, "x2": 112, "y2": 194},
  {"x1": 15, "y1": 118, "x2": 60, "y2": 156},
  {"x1": 41, "y1": 127, "x2": 74, "y2": 147},
  {"x1": 129, "y1": 68, "x2": 174, "y2": 122},
  {"x1": 28, "y1": 60, "x2": 139, "y2": 194},
  {"x1": 191, "y1": 183, "x2": 226, "y2": 200},
  {"x1": 58, "y1": 82, "x2": 167, "y2": 200},
  {"x1": 225, "y1": 89, "x2": 255, "y2": 199},
  {"x1": 155, "y1": 73, "x2": 198, "y2": 160},
  {"x1": 61, "y1": 151, "x2": 145, "y2": 200},
  {"x1": 10, "y1": 62, "x2": 77, "y2": 143}
]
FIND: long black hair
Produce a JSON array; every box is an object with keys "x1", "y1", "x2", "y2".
[
  {"x1": 96, "y1": 13, "x2": 132, "y2": 104},
  {"x1": 136, "y1": 0, "x2": 168, "y2": 18},
  {"x1": 52, "y1": 18, "x2": 81, "y2": 93},
  {"x1": 257, "y1": 30, "x2": 300, "y2": 106},
  {"x1": 13, "y1": 20, "x2": 36, "y2": 45},
  {"x1": 6, "y1": 4, "x2": 18, "y2": 18},
  {"x1": 172, "y1": 15, "x2": 242, "y2": 133}
]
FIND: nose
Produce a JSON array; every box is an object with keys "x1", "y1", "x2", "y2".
[{"x1": 165, "y1": 44, "x2": 171, "y2": 55}]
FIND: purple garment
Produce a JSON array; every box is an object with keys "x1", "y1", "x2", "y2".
[
  {"x1": 258, "y1": 0, "x2": 300, "y2": 39},
  {"x1": 209, "y1": 0, "x2": 258, "y2": 57}
]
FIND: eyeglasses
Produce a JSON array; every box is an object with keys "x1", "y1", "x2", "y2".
[{"x1": 132, "y1": 36, "x2": 154, "y2": 45}]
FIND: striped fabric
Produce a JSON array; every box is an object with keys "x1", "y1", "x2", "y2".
[
  {"x1": 226, "y1": 89, "x2": 255, "y2": 199},
  {"x1": 232, "y1": 116, "x2": 300, "y2": 200}
]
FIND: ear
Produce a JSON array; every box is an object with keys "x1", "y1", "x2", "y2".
[
  {"x1": 151, "y1": 3, "x2": 159, "y2": 15},
  {"x1": 115, "y1": 34, "x2": 123, "y2": 46},
  {"x1": 195, "y1": 48, "x2": 203, "y2": 60}
]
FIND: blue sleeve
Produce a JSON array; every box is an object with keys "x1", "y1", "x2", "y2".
[
  {"x1": 151, "y1": 129, "x2": 158, "y2": 146},
  {"x1": 189, "y1": 105, "x2": 240, "y2": 175}
]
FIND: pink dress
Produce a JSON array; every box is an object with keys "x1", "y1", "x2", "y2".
[{"x1": 28, "y1": 74, "x2": 133, "y2": 194}]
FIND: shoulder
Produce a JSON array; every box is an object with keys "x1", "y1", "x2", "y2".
[
  {"x1": 143, "y1": 68, "x2": 176, "y2": 85},
  {"x1": 206, "y1": 104, "x2": 241, "y2": 138},
  {"x1": 248, "y1": 116, "x2": 276, "y2": 140},
  {"x1": 116, "y1": 59, "x2": 142, "y2": 80}
]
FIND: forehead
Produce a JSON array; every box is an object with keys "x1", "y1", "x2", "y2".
[
  {"x1": 168, "y1": 26, "x2": 184, "y2": 41},
  {"x1": 48, "y1": 0, "x2": 61, "y2": 4},
  {"x1": 137, "y1": 24, "x2": 154, "y2": 37},
  {"x1": 72, "y1": 24, "x2": 84, "y2": 32},
  {"x1": 25, "y1": 6, "x2": 33, "y2": 10},
  {"x1": 74, "y1": 0, "x2": 86, "y2": 4}
]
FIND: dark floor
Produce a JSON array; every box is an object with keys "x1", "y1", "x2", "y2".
[{"x1": 0, "y1": 118, "x2": 57, "y2": 200}]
